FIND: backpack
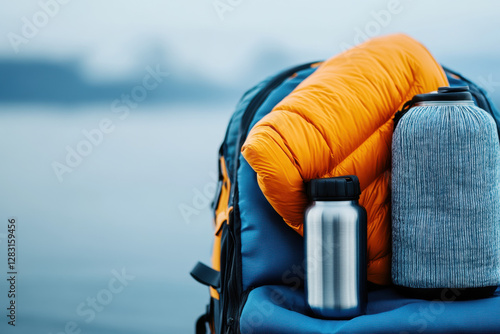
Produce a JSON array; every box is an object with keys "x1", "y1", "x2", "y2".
[{"x1": 190, "y1": 61, "x2": 500, "y2": 334}]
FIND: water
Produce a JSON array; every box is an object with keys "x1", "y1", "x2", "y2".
[{"x1": 0, "y1": 104, "x2": 232, "y2": 333}]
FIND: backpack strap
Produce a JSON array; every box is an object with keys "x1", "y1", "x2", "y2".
[
  {"x1": 191, "y1": 262, "x2": 220, "y2": 289},
  {"x1": 195, "y1": 311, "x2": 210, "y2": 334}
]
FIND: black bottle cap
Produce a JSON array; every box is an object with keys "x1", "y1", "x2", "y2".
[
  {"x1": 412, "y1": 86, "x2": 473, "y2": 103},
  {"x1": 393, "y1": 86, "x2": 475, "y2": 130},
  {"x1": 307, "y1": 175, "x2": 361, "y2": 201}
]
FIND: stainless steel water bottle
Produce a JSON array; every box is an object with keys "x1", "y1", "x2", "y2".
[{"x1": 305, "y1": 175, "x2": 367, "y2": 319}]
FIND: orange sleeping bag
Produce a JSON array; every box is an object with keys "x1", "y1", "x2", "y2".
[{"x1": 241, "y1": 34, "x2": 448, "y2": 285}]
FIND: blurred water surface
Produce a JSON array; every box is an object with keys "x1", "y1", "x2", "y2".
[{"x1": 0, "y1": 104, "x2": 232, "y2": 333}]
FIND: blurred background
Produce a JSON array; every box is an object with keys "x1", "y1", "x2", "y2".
[{"x1": 0, "y1": 1, "x2": 499, "y2": 333}]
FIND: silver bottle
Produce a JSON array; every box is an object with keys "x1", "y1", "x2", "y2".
[{"x1": 305, "y1": 175, "x2": 367, "y2": 319}]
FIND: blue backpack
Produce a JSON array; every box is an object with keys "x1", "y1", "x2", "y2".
[{"x1": 191, "y1": 62, "x2": 500, "y2": 334}]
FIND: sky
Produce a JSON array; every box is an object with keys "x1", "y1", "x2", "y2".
[
  {"x1": 1, "y1": 0, "x2": 500, "y2": 88},
  {"x1": 1, "y1": 1, "x2": 499, "y2": 332}
]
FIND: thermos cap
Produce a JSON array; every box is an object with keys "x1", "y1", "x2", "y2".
[
  {"x1": 307, "y1": 175, "x2": 361, "y2": 201},
  {"x1": 412, "y1": 86, "x2": 473, "y2": 103},
  {"x1": 393, "y1": 86, "x2": 475, "y2": 129}
]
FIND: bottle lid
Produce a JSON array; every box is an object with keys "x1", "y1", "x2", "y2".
[
  {"x1": 393, "y1": 86, "x2": 474, "y2": 129},
  {"x1": 412, "y1": 86, "x2": 473, "y2": 103},
  {"x1": 307, "y1": 175, "x2": 361, "y2": 201}
]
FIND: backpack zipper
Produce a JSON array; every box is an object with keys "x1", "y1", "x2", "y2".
[{"x1": 222, "y1": 61, "x2": 320, "y2": 334}]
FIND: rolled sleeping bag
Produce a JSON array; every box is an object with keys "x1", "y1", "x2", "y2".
[{"x1": 241, "y1": 34, "x2": 449, "y2": 285}]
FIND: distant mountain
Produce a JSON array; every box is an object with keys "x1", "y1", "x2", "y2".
[
  {"x1": 0, "y1": 56, "x2": 499, "y2": 108},
  {"x1": 0, "y1": 58, "x2": 242, "y2": 105}
]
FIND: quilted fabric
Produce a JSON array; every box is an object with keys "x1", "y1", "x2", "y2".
[
  {"x1": 241, "y1": 34, "x2": 448, "y2": 285},
  {"x1": 240, "y1": 285, "x2": 500, "y2": 333}
]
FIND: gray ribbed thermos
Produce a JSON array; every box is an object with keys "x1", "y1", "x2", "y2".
[
  {"x1": 305, "y1": 175, "x2": 367, "y2": 318},
  {"x1": 392, "y1": 86, "x2": 500, "y2": 298}
]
